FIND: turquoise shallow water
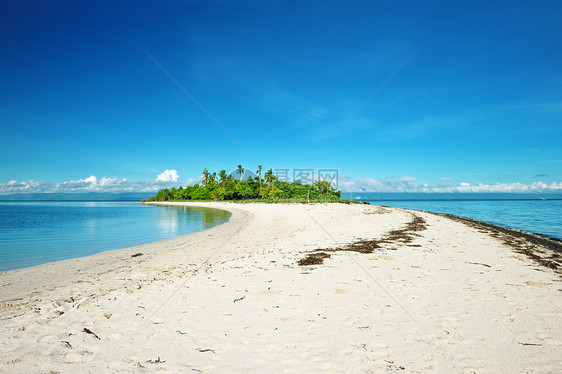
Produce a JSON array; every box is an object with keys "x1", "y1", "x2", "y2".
[
  {"x1": 0, "y1": 202, "x2": 231, "y2": 272},
  {"x1": 342, "y1": 193, "x2": 562, "y2": 240}
]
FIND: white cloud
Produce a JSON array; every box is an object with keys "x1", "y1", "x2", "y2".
[
  {"x1": 399, "y1": 176, "x2": 416, "y2": 182},
  {"x1": 156, "y1": 169, "x2": 179, "y2": 182},
  {"x1": 0, "y1": 179, "x2": 52, "y2": 193},
  {"x1": 350, "y1": 177, "x2": 421, "y2": 193},
  {"x1": 436, "y1": 181, "x2": 562, "y2": 193},
  {"x1": 343, "y1": 176, "x2": 562, "y2": 193},
  {"x1": 0, "y1": 171, "x2": 184, "y2": 194},
  {"x1": 56, "y1": 175, "x2": 132, "y2": 192}
]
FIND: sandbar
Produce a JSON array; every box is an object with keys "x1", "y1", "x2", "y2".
[{"x1": 1, "y1": 202, "x2": 560, "y2": 373}]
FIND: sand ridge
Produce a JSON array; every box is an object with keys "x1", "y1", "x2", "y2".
[{"x1": 0, "y1": 202, "x2": 560, "y2": 373}]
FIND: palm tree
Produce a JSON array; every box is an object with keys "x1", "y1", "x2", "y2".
[
  {"x1": 315, "y1": 180, "x2": 332, "y2": 200},
  {"x1": 202, "y1": 168, "x2": 210, "y2": 186},
  {"x1": 237, "y1": 164, "x2": 245, "y2": 181},
  {"x1": 264, "y1": 168, "x2": 276, "y2": 185},
  {"x1": 256, "y1": 165, "x2": 262, "y2": 183},
  {"x1": 219, "y1": 170, "x2": 227, "y2": 184},
  {"x1": 209, "y1": 172, "x2": 216, "y2": 184}
]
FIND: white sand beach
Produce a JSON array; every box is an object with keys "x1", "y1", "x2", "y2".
[{"x1": 0, "y1": 202, "x2": 560, "y2": 373}]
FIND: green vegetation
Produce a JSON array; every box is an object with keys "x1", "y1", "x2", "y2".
[{"x1": 148, "y1": 165, "x2": 342, "y2": 203}]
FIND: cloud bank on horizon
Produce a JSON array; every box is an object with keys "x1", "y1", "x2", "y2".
[
  {"x1": 349, "y1": 176, "x2": 562, "y2": 193},
  {"x1": 0, "y1": 171, "x2": 184, "y2": 194},
  {"x1": 1, "y1": 170, "x2": 560, "y2": 195}
]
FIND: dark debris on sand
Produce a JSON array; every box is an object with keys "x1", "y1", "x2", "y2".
[
  {"x1": 297, "y1": 252, "x2": 331, "y2": 266},
  {"x1": 298, "y1": 213, "x2": 427, "y2": 266}
]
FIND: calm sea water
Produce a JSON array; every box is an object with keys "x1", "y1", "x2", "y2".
[
  {"x1": 342, "y1": 193, "x2": 562, "y2": 240},
  {"x1": 0, "y1": 202, "x2": 231, "y2": 272}
]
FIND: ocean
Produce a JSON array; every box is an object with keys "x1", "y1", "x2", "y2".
[
  {"x1": 0, "y1": 202, "x2": 231, "y2": 272},
  {"x1": 341, "y1": 192, "x2": 562, "y2": 240}
]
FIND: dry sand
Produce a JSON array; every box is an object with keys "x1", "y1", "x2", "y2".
[{"x1": 0, "y1": 202, "x2": 560, "y2": 373}]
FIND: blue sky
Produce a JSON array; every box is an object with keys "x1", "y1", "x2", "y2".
[{"x1": 1, "y1": 0, "x2": 561, "y2": 193}]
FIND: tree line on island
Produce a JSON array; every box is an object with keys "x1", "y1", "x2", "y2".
[{"x1": 147, "y1": 165, "x2": 342, "y2": 203}]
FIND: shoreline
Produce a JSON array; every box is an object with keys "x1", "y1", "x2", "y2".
[
  {"x1": 435, "y1": 212, "x2": 562, "y2": 248},
  {"x1": 1, "y1": 199, "x2": 559, "y2": 275},
  {"x1": 423, "y1": 209, "x2": 562, "y2": 243},
  {"x1": 0, "y1": 202, "x2": 234, "y2": 274},
  {"x1": 0, "y1": 202, "x2": 249, "y2": 303},
  {"x1": 1, "y1": 202, "x2": 560, "y2": 373},
  {"x1": 367, "y1": 198, "x2": 562, "y2": 241},
  {"x1": 150, "y1": 199, "x2": 562, "y2": 241},
  {"x1": 4, "y1": 201, "x2": 559, "y2": 275},
  {"x1": 434, "y1": 212, "x2": 562, "y2": 268},
  {"x1": 385, "y1": 207, "x2": 562, "y2": 271}
]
